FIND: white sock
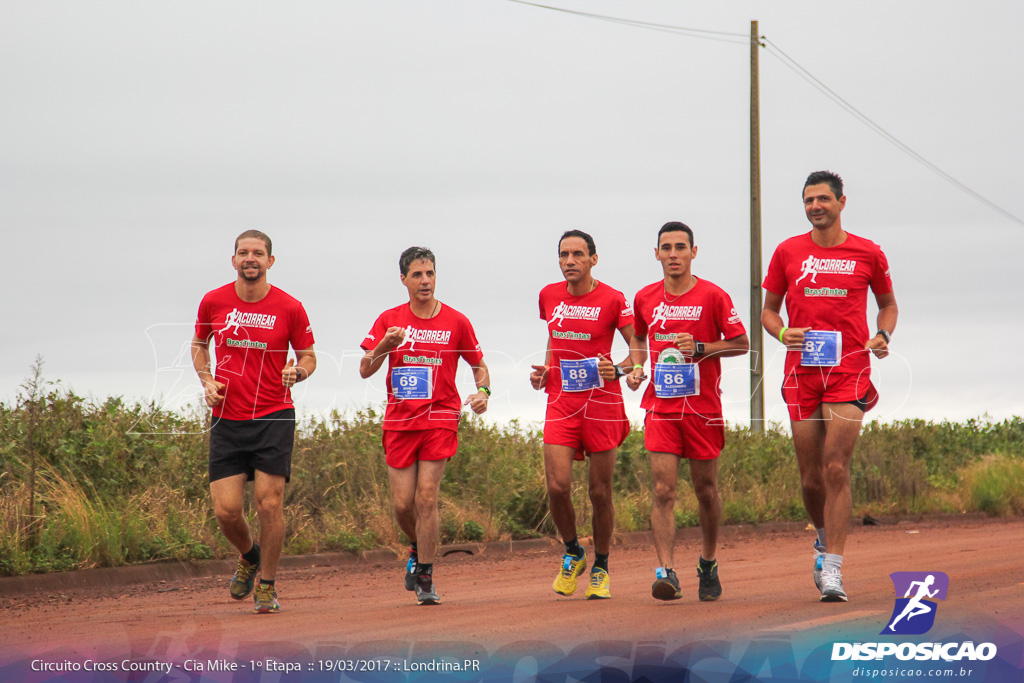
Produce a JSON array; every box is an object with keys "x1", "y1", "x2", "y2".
[
  {"x1": 823, "y1": 553, "x2": 843, "y2": 574},
  {"x1": 815, "y1": 528, "x2": 827, "y2": 549}
]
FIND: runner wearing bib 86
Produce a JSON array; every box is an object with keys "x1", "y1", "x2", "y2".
[
  {"x1": 633, "y1": 222, "x2": 748, "y2": 602},
  {"x1": 531, "y1": 230, "x2": 643, "y2": 601},
  {"x1": 360, "y1": 247, "x2": 491, "y2": 607},
  {"x1": 762, "y1": 171, "x2": 898, "y2": 603}
]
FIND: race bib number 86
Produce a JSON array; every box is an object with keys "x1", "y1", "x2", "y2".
[{"x1": 654, "y1": 362, "x2": 699, "y2": 398}]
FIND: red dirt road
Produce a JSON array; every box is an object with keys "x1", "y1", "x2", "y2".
[{"x1": 3, "y1": 518, "x2": 1023, "y2": 671}]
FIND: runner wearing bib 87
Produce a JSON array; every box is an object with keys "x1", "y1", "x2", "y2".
[
  {"x1": 762, "y1": 171, "x2": 898, "y2": 603},
  {"x1": 530, "y1": 230, "x2": 643, "y2": 601},
  {"x1": 360, "y1": 247, "x2": 491, "y2": 607},
  {"x1": 633, "y1": 222, "x2": 748, "y2": 602}
]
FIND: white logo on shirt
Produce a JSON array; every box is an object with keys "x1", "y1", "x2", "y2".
[
  {"x1": 217, "y1": 308, "x2": 277, "y2": 334},
  {"x1": 795, "y1": 255, "x2": 857, "y2": 284},
  {"x1": 400, "y1": 326, "x2": 452, "y2": 352},
  {"x1": 550, "y1": 301, "x2": 601, "y2": 327},
  {"x1": 651, "y1": 302, "x2": 703, "y2": 329}
]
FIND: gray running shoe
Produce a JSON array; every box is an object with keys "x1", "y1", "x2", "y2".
[
  {"x1": 415, "y1": 573, "x2": 440, "y2": 605},
  {"x1": 820, "y1": 568, "x2": 848, "y2": 602},
  {"x1": 813, "y1": 543, "x2": 826, "y2": 592}
]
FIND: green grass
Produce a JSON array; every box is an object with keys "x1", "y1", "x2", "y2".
[{"x1": 2, "y1": 361, "x2": 1022, "y2": 576}]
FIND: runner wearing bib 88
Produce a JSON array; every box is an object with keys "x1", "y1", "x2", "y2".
[
  {"x1": 530, "y1": 230, "x2": 643, "y2": 601},
  {"x1": 632, "y1": 222, "x2": 748, "y2": 603},
  {"x1": 360, "y1": 246, "x2": 491, "y2": 607},
  {"x1": 761, "y1": 171, "x2": 898, "y2": 604}
]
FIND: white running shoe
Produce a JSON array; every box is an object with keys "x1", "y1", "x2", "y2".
[{"x1": 820, "y1": 568, "x2": 848, "y2": 602}]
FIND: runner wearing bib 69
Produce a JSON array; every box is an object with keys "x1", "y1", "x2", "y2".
[
  {"x1": 762, "y1": 171, "x2": 898, "y2": 603},
  {"x1": 192, "y1": 230, "x2": 317, "y2": 615},
  {"x1": 633, "y1": 222, "x2": 749, "y2": 603},
  {"x1": 531, "y1": 230, "x2": 643, "y2": 600},
  {"x1": 360, "y1": 247, "x2": 491, "y2": 606}
]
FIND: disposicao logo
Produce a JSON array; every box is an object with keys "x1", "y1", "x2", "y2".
[
  {"x1": 882, "y1": 571, "x2": 949, "y2": 635},
  {"x1": 831, "y1": 571, "x2": 998, "y2": 663}
]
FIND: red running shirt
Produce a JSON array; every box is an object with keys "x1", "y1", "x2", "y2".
[
  {"x1": 361, "y1": 303, "x2": 484, "y2": 432},
  {"x1": 634, "y1": 278, "x2": 746, "y2": 416},
  {"x1": 763, "y1": 232, "x2": 893, "y2": 376},
  {"x1": 195, "y1": 284, "x2": 315, "y2": 421},
  {"x1": 538, "y1": 281, "x2": 633, "y2": 400}
]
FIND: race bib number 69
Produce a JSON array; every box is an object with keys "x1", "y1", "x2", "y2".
[{"x1": 392, "y1": 366, "x2": 433, "y2": 400}]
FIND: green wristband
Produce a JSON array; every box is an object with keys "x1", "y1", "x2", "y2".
[
  {"x1": 477, "y1": 385, "x2": 491, "y2": 397},
  {"x1": 778, "y1": 327, "x2": 789, "y2": 344},
  {"x1": 633, "y1": 364, "x2": 644, "y2": 371}
]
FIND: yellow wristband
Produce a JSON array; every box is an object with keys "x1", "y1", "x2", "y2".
[
  {"x1": 632, "y1": 364, "x2": 644, "y2": 371},
  {"x1": 778, "y1": 327, "x2": 789, "y2": 344}
]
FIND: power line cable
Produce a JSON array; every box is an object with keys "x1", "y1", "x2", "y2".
[
  {"x1": 507, "y1": 0, "x2": 750, "y2": 45},
  {"x1": 762, "y1": 39, "x2": 1023, "y2": 226},
  {"x1": 507, "y1": 0, "x2": 1023, "y2": 226}
]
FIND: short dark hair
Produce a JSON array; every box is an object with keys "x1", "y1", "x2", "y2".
[
  {"x1": 399, "y1": 246, "x2": 436, "y2": 276},
  {"x1": 803, "y1": 170, "x2": 844, "y2": 200},
  {"x1": 657, "y1": 221, "x2": 694, "y2": 248},
  {"x1": 558, "y1": 229, "x2": 597, "y2": 257},
  {"x1": 234, "y1": 230, "x2": 272, "y2": 256}
]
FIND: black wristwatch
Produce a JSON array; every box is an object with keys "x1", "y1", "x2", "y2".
[
  {"x1": 692, "y1": 341, "x2": 706, "y2": 358},
  {"x1": 876, "y1": 330, "x2": 891, "y2": 344},
  {"x1": 614, "y1": 363, "x2": 627, "y2": 378}
]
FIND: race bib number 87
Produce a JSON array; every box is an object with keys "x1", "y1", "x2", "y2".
[
  {"x1": 560, "y1": 358, "x2": 603, "y2": 392},
  {"x1": 392, "y1": 366, "x2": 433, "y2": 400},
  {"x1": 654, "y1": 362, "x2": 699, "y2": 398},
  {"x1": 801, "y1": 330, "x2": 842, "y2": 367}
]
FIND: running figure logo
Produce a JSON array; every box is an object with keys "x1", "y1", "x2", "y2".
[
  {"x1": 218, "y1": 308, "x2": 242, "y2": 335},
  {"x1": 550, "y1": 302, "x2": 568, "y2": 328},
  {"x1": 651, "y1": 302, "x2": 670, "y2": 329},
  {"x1": 881, "y1": 571, "x2": 949, "y2": 635},
  {"x1": 795, "y1": 255, "x2": 819, "y2": 284}
]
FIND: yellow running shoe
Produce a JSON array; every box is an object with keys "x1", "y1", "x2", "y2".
[
  {"x1": 252, "y1": 582, "x2": 280, "y2": 614},
  {"x1": 552, "y1": 552, "x2": 587, "y2": 596},
  {"x1": 229, "y1": 557, "x2": 260, "y2": 600},
  {"x1": 585, "y1": 568, "x2": 611, "y2": 599}
]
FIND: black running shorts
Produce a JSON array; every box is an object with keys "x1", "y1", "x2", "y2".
[{"x1": 208, "y1": 408, "x2": 295, "y2": 483}]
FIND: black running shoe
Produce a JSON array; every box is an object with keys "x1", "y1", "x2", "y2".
[
  {"x1": 652, "y1": 568, "x2": 682, "y2": 601},
  {"x1": 697, "y1": 559, "x2": 722, "y2": 602},
  {"x1": 404, "y1": 555, "x2": 417, "y2": 591}
]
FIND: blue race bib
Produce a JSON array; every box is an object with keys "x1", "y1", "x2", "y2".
[
  {"x1": 801, "y1": 330, "x2": 842, "y2": 367},
  {"x1": 392, "y1": 366, "x2": 433, "y2": 400},
  {"x1": 654, "y1": 362, "x2": 699, "y2": 398},
  {"x1": 560, "y1": 358, "x2": 603, "y2": 392}
]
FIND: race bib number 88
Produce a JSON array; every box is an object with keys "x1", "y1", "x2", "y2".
[
  {"x1": 560, "y1": 358, "x2": 603, "y2": 392},
  {"x1": 392, "y1": 366, "x2": 433, "y2": 400},
  {"x1": 654, "y1": 362, "x2": 699, "y2": 398},
  {"x1": 801, "y1": 330, "x2": 842, "y2": 367}
]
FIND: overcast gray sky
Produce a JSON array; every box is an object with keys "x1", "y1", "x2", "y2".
[{"x1": 2, "y1": 0, "x2": 1022, "y2": 429}]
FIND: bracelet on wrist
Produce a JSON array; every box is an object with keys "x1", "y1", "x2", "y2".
[
  {"x1": 477, "y1": 385, "x2": 491, "y2": 397},
  {"x1": 778, "y1": 327, "x2": 789, "y2": 344},
  {"x1": 876, "y1": 329, "x2": 891, "y2": 344}
]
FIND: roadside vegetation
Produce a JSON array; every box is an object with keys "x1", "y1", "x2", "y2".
[{"x1": 2, "y1": 360, "x2": 1022, "y2": 576}]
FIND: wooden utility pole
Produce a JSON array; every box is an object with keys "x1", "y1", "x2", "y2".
[{"x1": 750, "y1": 20, "x2": 764, "y2": 433}]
